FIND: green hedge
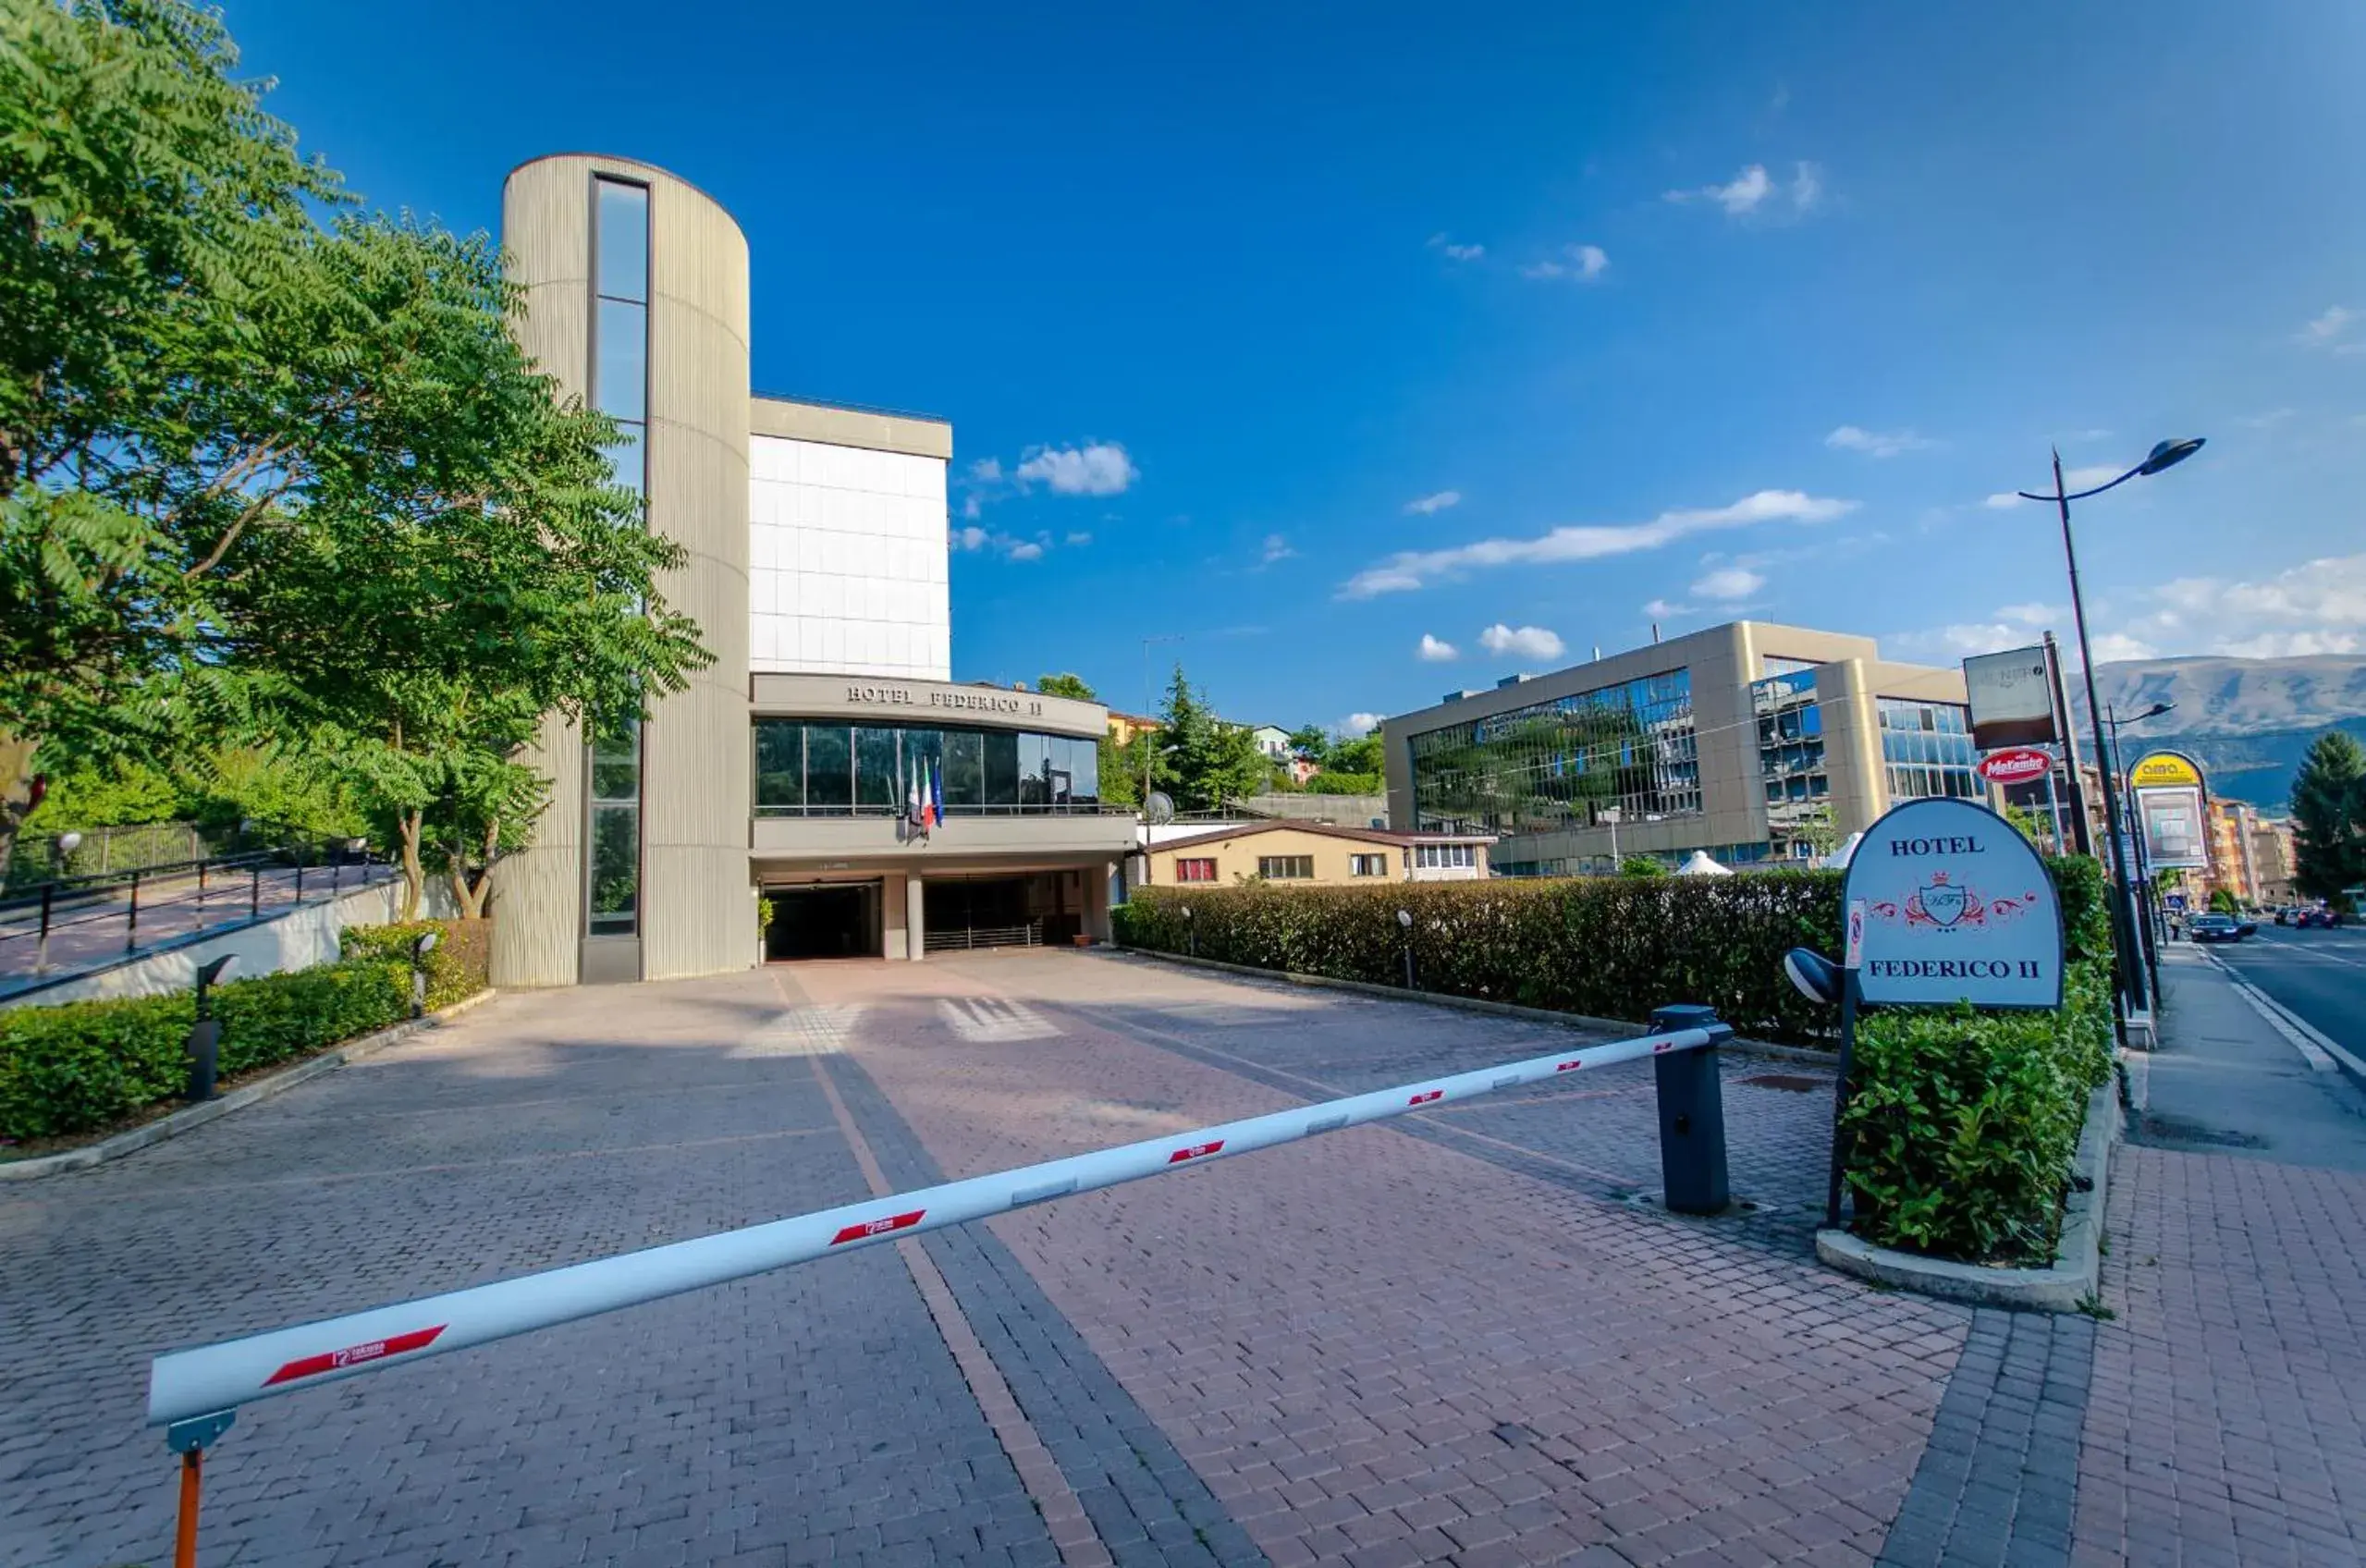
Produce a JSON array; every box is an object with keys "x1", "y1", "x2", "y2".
[
  {"x1": 1838, "y1": 852, "x2": 2116, "y2": 1264},
  {"x1": 1114, "y1": 854, "x2": 2117, "y2": 1266},
  {"x1": 340, "y1": 919, "x2": 491, "y2": 1011},
  {"x1": 1112, "y1": 873, "x2": 1845, "y2": 1042},
  {"x1": 0, "y1": 959, "x2": 411, "y2": 1143}
]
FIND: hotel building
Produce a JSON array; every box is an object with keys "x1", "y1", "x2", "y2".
[{"x1": 490, "y1": 154, "x2": 1132, "y2": 986}]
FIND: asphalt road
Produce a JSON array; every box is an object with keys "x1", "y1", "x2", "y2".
[{"x1": 2201, "y1": 919, "x2": 2366, "y2": 1065}]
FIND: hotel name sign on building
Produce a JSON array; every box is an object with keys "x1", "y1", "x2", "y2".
[
  {"x1": 1842, "y1": 797, "x2": 2064, "y2": 1010},
  {"x1": 842, "y1": 682, "x2": 1043, "y2": 717},
  {"x1": 749, "y1": 672, "x2": 1106, "y2": 738}
]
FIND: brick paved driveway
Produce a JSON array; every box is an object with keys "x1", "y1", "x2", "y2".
[{"x1": 2, "y1": 951, "x2": 1968, "y2": 1568}]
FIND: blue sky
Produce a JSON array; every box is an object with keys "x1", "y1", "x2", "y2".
[{"x1": 225, "y1": 1, "x2": 2366, "y2": 732}]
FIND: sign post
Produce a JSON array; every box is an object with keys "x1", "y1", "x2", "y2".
[{"x1": 1822, "y1": 797, "x2": 2066, "y2": 1228}]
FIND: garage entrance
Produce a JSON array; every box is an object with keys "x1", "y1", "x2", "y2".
[
  {"x1": 923, "y1": 872, "x2": 1083, "y2": 952},
  {"x1": 764, "y1": 882, "x2": 880, "y2": 961}
]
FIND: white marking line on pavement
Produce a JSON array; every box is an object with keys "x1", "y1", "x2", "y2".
[
  {"x1": 937, "y1": 997, "x2": 1060, "y2": 1043},
  {"x1": 2203, "y1": 951, "x2": 2366, "y2": 1078}
]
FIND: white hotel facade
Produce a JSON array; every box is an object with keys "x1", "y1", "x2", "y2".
[{"x1": 491, "y1": 153, "x2": 1132, "y2": 987}]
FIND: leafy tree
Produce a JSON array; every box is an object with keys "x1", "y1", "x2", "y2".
[
  {"x1": 1, "y1": 0, "x2": 347, "y2": 866},
  {"x1": 1621, "y1": 855, "x2": 1669, "y2": 877},
  {"x1": 1035, "y1": 672, "x2": 1097, "y2": 702},
  {"x1": 2208, "y1": 887, "x2": 2239, "y2": 915},
  {"x1": 1791, "y1": 804, "x2": 1844, "y2": 858},
  {"x1": 1095, "y1": 731, "x2": 1140, "y2": 810},
  {"x1": 1328, "y1": 728, "x2": 1384, "y2": 777},
  {"x1": 1285, "y1": 724, "x2": 1330, "y2": 760},
  {"x1": 2291, "y1": 729, "x2": 2366, "y2": 904},
  {"x1": 1153, "y1": 666, "x2": 1266, "y2": 812}
]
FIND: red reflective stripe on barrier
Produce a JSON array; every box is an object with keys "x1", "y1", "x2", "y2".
[
  {"x1": 1407, "y1": 1090, "x2": 1443, "y2": 1105},
  {"x1": 830, "y1": 1210, "x2": 924, "y2": 1245},
  {"x1": 1555, "y1": 1060, "x2": 1586, "y2": 1072},
  {"x1": 1167, "y1": 1140, "x2": 1224, "y2": 1163},
  {"x1": 1652, "y1": 1040, "x2": 1673, "y2": 1053},
  {"x1": 263, "y1": 1325, "x2": 445, "y2": 1387}
]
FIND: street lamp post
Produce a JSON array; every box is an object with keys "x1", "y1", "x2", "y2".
[
  {"x1": 2107, "y1": 700, "x2": 2176, "y2": 992},
  {"x1": 2016, "y1": 437, "x2": 2203, "y2": 1033}
]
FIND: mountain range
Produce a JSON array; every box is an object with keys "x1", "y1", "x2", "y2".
[{"x1": 2066, "y1": 654, "x2": 2366, "y2": 811}]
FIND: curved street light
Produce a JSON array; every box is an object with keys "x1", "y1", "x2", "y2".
[{"x1": 2007, "y1": 437, "x2": 2207, "y2": 1033}]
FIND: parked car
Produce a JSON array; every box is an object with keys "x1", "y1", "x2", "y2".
[
  {"x1": 2295, "y1": 907, "x2": 2345, "y2": 929},
  {"x1": 2188, "y1": 913, "x2": 2249, "y2": 943}
]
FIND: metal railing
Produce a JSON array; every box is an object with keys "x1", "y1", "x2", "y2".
[
  {"x1": 922, "y1": 920, "x2": 1043, "y2": 952},
  {"x1": 0, "y1": 839, "x2": 389, "y2": 987},
  {"x1": 753, "y1": 802, "x2": 1138, "y2": 819}
]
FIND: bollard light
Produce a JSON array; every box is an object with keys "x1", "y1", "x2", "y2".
[
  {"x1": 1397, "y1": 908, "x2": 1416, "y2": 990},
  {"x1": 410, "y1": 930, "x2": 440, "y2": 1018},
  {"x1": 186, "y1": 954, "x2": 239, "y2": 1102},
  {"x1": 1396, "y1": 908, "x2": 1412, "y2": 928}
]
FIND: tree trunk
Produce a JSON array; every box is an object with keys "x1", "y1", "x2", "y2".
[
  {"x1": 397, "y1": 808, "x2": 424, "y2": 922},
  {"x1": 0, "y1": 732, "x2": 42, "y2": 881}
]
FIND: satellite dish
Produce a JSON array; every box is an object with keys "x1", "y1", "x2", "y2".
[{"x1": 1145, "y1": 791, "x2": 1175, "y2": 825}]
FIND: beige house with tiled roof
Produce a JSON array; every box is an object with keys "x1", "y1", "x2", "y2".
[{"x1": 1138, "y1": 821, "x2": 1492, "y2": 888}]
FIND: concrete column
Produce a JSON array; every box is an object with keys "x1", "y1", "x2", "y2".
[
  {"x1": 1084, "y1": 863, "x2": 1114, "y2": 944},
  {"x1": 906, "y1": 875, "x2": 926, "y2": 962},
  {"x1": 881, "y1": 875, "x2": 907, "y2": 961}
]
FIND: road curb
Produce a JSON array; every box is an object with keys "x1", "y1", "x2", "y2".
[
  {"x1": 1815, "y1": 1079, "x2": 2120, "y2": 1312},
  {"x1": 1107, "y1": 944, "x2": 1834, "y2": 1064},
  {"x1": 0, "y1": 987, "x2": 499, "y2": 1182}
]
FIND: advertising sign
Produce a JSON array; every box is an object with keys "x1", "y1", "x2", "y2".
[
  {"x1": 1842, "y1": 796, "x2": 2064, "y2": 1010},
  {"x1": 2129, "y1": 750, "x2": 2209, "y2": 871},
  {"x1": 1975, "y1": 746, "x2": 2053, "y2": 786},
  {"x1": 1962, "y1": 645, "x2": 2057, "y2": 750}
]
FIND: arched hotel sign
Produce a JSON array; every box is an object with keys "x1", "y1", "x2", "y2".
[{"x1": 1841, "y1": 797, "x2": 2064, "y2": 1010}]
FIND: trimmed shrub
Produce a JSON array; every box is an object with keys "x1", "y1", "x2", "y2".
[
  {"x1": 340, "y1": 919, "x2": 491, "y2": 1011},
  {"x1": 1836, "y1": 852, "x2": 2116, "y2": 1264},
  {"x1": 1112, "y1": 873, "x2": 1845, "y2": 1042},
  {"x1": 0, "y1": 958, "x2": 410, "y2": 1143}
]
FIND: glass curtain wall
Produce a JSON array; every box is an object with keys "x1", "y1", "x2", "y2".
[
  {"x1": 752, "y1": 721, "x2": 1101, "y2": 815},
  {"x1": 1406, "y1": 671, "x2": 1698, "y2": 835},
  {"x1": 1878, "y1": 698, "x2": 1980, "y2": 802},
  {"x1": 1754, "y1": 671, "x2": 1830, "y2": 860},
  {"x1": 585, "y1": 177, "x2": 648, "y2": 937}
]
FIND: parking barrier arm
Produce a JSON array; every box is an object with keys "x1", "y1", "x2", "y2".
[{"x1": 149, "y1": 1017, "x2": 1728, "y2": 1429}]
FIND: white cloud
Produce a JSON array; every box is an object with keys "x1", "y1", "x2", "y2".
[
  {"x1": 1007, "y1": 541, "x2": 1044, "y2": 561},
  {"x1": 1260, "y1": 533, "x2": 1297, "y2": 565},
  {"x1": 1416, "y1": 633, "x2": 1460, "y2": 662},
  {"x1": 1014, "y1": 441, "x2": 1138, "y2": 496},
  {"x1": 1404, "y1": 490, "x2": 1463, "y2": 516},
  {"x1": 1520, "y1": 244, "x2": 1609, "y2": 282},
  {"x1": 1825, "y1": 424, "x2": 1934, "y2": 458},
  {"x1": 1665, "y1": 161, "x2": 1823, "y2": 218},
  {"x1": 952, "y1": 523, "x2": 1050, "y2": 561},
  {"x1": 1340, "y1": 489, "x2": 1856, "y2": 597},
  {"x1": 968, "y1": 457, "x2": 1004, "y2": 484},
  {"x1": 1643, "y1": 597, "x2": 1692, "y2": 619},
  {"x1": 2236, "y1": 408, "x2": 2298, "y2": 429},
  {"x1": 1981, "y1": 493, "x2": 2022, "y2": 510},
  {"x1": 952, "y1": 525, "x2": 990, "y2": 550},
  {"x1": 962, "y1": 494, "x2": 985, "y2": 521},
  {"x1": 2296, "y1": 305, "x2": 2358, "y2": 349},
  {"x1": 1790, "y1": 161, "x2": 1824, "y2": 212},
  {"x1": 1478, "y1": 623, "x2": 1566, "y2": 661},
  {"x1": 1995, "y1": 602, "x2": 2061, "y2": 626},
  {"x1": 1428, "y1": 233, "x2": 1485, "y2": 262},
  {"x1": 2087, "y1": 632, "x2": 2160, "y2": 663},
  {"x1": 1342, "y1": 712, "x2": 1385, "y2": 737},
  {"x1": 1066, "y1": 531, "x2": 1093, "y2": 546},
  {"x1": 1691, "y1": 566, "x2": 1766, "y2": 601}
]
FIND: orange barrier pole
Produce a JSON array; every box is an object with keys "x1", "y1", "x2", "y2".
[{"x1": 175, "y1": 1449, "x2": 202, "y2": 1568}]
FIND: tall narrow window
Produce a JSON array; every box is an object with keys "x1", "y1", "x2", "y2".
[{"x1": 586, "y1": 177, "x2": 650, "y2": 938}]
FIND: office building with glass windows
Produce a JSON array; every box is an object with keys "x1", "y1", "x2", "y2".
[
  {"x1": 1380, "y1": 621, "x2": 1981, "y2": 876},
  {"x1": 490, "y1": 153, "x2": 1133, "y2": 986}
]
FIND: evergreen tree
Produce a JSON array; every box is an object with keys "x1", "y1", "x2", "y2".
[{"x1": 2290, "y1": 729, "x2": 2366, "y2": 904}]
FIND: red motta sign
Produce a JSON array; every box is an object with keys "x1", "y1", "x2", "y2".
[{"x1": 1976, "y1": 747, "x2": 2053, "y2": 785}]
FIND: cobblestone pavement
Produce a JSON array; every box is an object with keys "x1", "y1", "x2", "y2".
[
  {"x1": 799, "y1": 953, "x2": 1968, "y2": 1567},
  {"x1": 2062, "y1": 951, "x2": 2366, "y2": 1567},
  {"x1": 4, "y1": 949, "x2": 1979, "y2": 1568}
]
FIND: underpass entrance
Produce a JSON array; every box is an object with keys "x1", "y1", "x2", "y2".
[{"x1": 764, "y1": 882, "x2": 879, "y2": 961}]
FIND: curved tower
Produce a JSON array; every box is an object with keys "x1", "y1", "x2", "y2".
[{"x1": 493, "y1": 155, "x2": 754, "y2": 986}]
